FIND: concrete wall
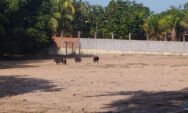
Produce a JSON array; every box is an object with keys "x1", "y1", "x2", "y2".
[{"x1": 79, "y1": 38, "x2": 188, "y2": 55}]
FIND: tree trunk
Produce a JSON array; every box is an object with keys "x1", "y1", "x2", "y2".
[
  {"x1": 171, "y1": 27, "x2": 176, "y2": 41},
  {"x1": 60, "y1": 30, "x2": 64, "y2": 38},
  {"x1": 70, "y1": 25, "x2": 73, "y2": 38},
  {"x1": 52, "y1": 33, "x2": 56, "y2": 37}
]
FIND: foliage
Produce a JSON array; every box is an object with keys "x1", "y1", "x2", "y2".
[
  {"x1": 71, "y1": 1, "x2": 105, "y2": 38},
  {"x1": 104, "y1": 0, "x2": 150, "y2": 39},
  {"x1": 0, "y1": 0, "x2": 9, "y2": 36},
  {"x1": 1, "y1": 0, "x2": 188, "y2": 55},
  {"x1": 143, "y1": 14, "x2": 162, "y2": 40},
  {"x1": 0, "y1": 0, "x2": 53, "y2": 55},
  {"x1": 183, "y1": 2, "x2": 188, "y2": 33},
  {"x1": 49, "y1": 0, "x2": 75, "y2": 36}
]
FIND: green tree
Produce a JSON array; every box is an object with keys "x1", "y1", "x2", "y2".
[
  {"x1": 72, "y1": 1, "x2": 105, "y2": 38},
  {"x1": 105, "y1": 0, "x2": 150, "y2": 39},
  {"x1": 71, "y1": 0, "x2": 150, "y2": 39},
  {"x1": 49, "y1": 0, "x2": 75, "y2": 36},
  {"x1": 0, "y1": 0, "x2": 53, "y2": 55},
  {"x1": 143, "y1": 14, "x2": 162, "y2": 40},
  {"x1": 71, "y1": 1, "x2": 92, "y2": 37},
  {"x1": 183, "y1": 2, "x2": 188, "y2": 33},
  {"x1": 163, "y1": 7, "x2": 184, "y2": 41}
]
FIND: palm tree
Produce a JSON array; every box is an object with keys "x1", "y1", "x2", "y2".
[
  {"x1": 143, "y1": 14, "x2": 161, "y2": 40},
  {"x1": 165, "y1": 7, "x2": 184, "y2": 41},
  {"x1": 49, "y1": 0, "x2": 75, "y2": 36}
]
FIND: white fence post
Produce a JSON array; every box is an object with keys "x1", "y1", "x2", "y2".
[
  {"x1": 78, "y1": 31, "x2": 81, "y2": 54},
  {"x1": 165, "y1": 33, "x2": 167, "y2": 52},
  {"x1": 112, "y1": 32, "x2": 114, "y2": 50},
  {"x1": 147, "y1": 33, "x2": 149, "y2": 54},
  {"x1": 65, "y1": 42, "x2": 68, "y2": 55},
  {"x1": 129, "y1": 33, "x2": 131, "y2": 52},
  {"x1": 71, "y1": 42, "x2": 73, "y2": 54},
  {"x1": 61, "y1": 30, "x2": 64, "y2": 47},
  {"x1": 183, "y1": 34, "x2": 185, "y2": 53},
  {"x1": 95, "y1": 32, "x2": 97, "y2": 54}
]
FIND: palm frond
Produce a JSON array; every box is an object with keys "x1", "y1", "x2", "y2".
[
  {"x1": 48, "y1": 17, "x2": 59, "y2": 32},
  {"x1": 64, "y1": 0, "x2": 75, "y2": 14},
  {"x1": 65, "y1": 14, "x2": 73, "y2": 21},
  {"x1": 53, "y1": 12, "x2": 61, "y2": 19}
]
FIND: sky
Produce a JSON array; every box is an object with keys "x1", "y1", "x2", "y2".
[{"x1": 84, "y1": 0, "x2": 188, "y2": 13}]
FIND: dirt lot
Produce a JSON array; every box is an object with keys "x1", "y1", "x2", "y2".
[{"x1": 0, "y1": 55, "x2": 188, "y2": 113}]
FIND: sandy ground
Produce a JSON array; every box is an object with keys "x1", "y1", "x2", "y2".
[{"x1": 0, "y1": 55, "x2": 188, "y2": 113}]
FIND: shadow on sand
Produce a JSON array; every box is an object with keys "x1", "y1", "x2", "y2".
[
  {"x1": 0, "y1": 54, "x2": 94, "y2": 69},
  {"x1": 87, "y1": 89, "x2": 188, "y2": 113},
  {"x1": 0, "y1": 75, "x2": 63, "y2": 98},
  {"x1": 0, "y1": 55, "x2": 45, "y2": 69},
  {"x1": 0, "y1": 61, "x2": 40, "y2": 69}
]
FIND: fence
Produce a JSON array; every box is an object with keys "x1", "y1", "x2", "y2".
[
  {"x1": 51, "y1": 33, "x2": 188, "y2": 55},
  {"x1": 79, "y1": 38, "x2": 188, "y2": 55},
  {"x1": 51, "y1": 36, "x2": 79, "y2": 55}
]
